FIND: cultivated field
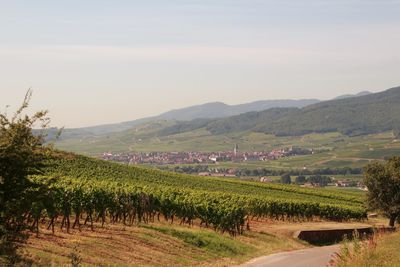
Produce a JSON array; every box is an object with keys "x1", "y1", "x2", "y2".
[{"x1": 56, "y1": 129, "x2": 400, "y2": 170}]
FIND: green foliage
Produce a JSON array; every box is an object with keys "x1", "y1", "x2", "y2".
[
  {"x1": 44, "y1": 155, "x2": 366, "y2": 207},
  {"x1": 280, "y1": 173, "x2": 292, "y2": 184},
  {"x1": 22, "y1": 154, "x2": 367, "y2": 237},
  {"x1": 143, "y1": 225, "x2": 251, "y2": 257},
  {"x1": 307, "y1": 175, "x2": 332, "y2": 187},
  {"x1": 364, "y1": 157, "x2": 400, "y2": 227},
  {"x1": 295, "y1": 175, "x2": 306, "y2": 185},
  {"x1": 0, "y1": 90, "x2": 50, "y2": 263}
]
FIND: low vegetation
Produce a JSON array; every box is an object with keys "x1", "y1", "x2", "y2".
[
  {"x1": 334, "y1": 230, "x2": 400, "y2": 267},
  {"x1": 21, "y1": 153, "x2": 365, "y2": 240},
  {"x1": 17, "y1": 219, "x2": 307, "y2": 266}
]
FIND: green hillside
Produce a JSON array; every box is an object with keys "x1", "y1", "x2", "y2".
[
  {"x1": 31, "y1": 152, "x2": 366, "y2": 236},
  {"x1": 54, "y1": 99, "x2": 320, "y2": 140},
  {"x1": 54, "y1": 86, "x2": 400, "y2": 161},
  {"x1": 43, "y1": 154, "x2": 366, "y2": 206},
  {"x1": 108, "y1": 86, "x2": 399, "y2": 138},
  {"x1": 207, "y1": 86, "x2": 400, "y2": 136},
  {"x1": 11, "y1": 152, "x2": 368, "y2": 266}
]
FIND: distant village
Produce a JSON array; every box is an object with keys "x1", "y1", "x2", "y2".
[
  {"x1": 100, "y1": 145, "x2": 366, "y2": 190},
  {"x1": 100, "y1": 145, "x2": 313, "y2": 165}
]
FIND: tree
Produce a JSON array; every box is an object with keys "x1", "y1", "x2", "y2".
[
  {"x1": 295, "y1": 175, "x2": 306, "y2": 185},
  {"x1": 0, "y1": 90, "x2": 50, "y2": 262},
  {"x1": 280, "y1": 173, "x2": 291, "y2": 184},
  {"x1": 307, "y1": 175, "x2": 331, "y2": 187},
  {"x1": 364, "y1": 157, "x2": 400, "y2": 227}
]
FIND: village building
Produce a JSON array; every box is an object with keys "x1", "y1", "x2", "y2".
[{"x1": 259, "y1": 177, "x2": 273, "y2": 183}]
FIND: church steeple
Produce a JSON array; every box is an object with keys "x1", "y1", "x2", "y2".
[{"x1": 234, "y1": 144, "x2": 239, "y2": 155}]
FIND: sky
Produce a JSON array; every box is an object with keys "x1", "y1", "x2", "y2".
[{"x1": 1, "y1": 0, "x2": 400, "y2": 128}]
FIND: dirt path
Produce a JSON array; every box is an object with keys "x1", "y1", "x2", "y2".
[{"x1": 241, "y1": 245, "x2": 340, "y2": 267}]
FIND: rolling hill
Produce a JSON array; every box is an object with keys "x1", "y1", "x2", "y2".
[
  {"x1": 57, "y1": 98, "x2": 320, "y2": 139},
  {"x1": 18, "y1": 152, "x2": 367, "y2": 266},
  {"x1": 118, "y1": 86, "x2": 399, "y2": 138},
  {"x1": 36, "y1": 153, "x2": 366, "y2": 228},
  {"x1": 53, "y1": 86, "x2": 400, "y2": 159},
  {"x1": 136, "y1": 87, "x2": 399, "y2": 138},
  {"x1": 55, "y1": 89, "x2": 385, "y2": 142},
  {"x1": 157, "y1": 99, "x2": 320, "y2": 121},
  {"x1": 205, "y1": 86, "x2": 400, "y2": 136}
]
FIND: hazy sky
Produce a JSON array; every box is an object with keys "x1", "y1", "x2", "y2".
[{"x1": 1, "y1": 0, "x2": 400, "y2": 128}]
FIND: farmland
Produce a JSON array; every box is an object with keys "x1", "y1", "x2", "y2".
[
  {"x1": 28, "y1": 153, "x2": 366, "y2": 237},
  {"x1": 14, "y1": 152, "x2": 369, "y2": 265},
  {"x1": 55, "y1": 129, "x2": 400, "y2": 170}
]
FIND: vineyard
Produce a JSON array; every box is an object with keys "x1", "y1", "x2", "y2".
[{"x1": 26, "y1": 153, "x2": 367, "y2": 236}]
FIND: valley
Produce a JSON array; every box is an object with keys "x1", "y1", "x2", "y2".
[
  {"x1": 4, "y1": 88, "x2": 400, "y2": 266},
  {"x1": 56, "y1": 129, "x2": 400, "y2": 170},
  {"x1": 2, "y1": 2, "x2": 400, "y2": 266}
]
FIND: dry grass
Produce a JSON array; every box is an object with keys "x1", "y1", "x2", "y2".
[
  {"x1": 17, "y1": 222, "x2": 220, "y2": 266},
  {"x1": 332, "y1": 229, "x2": 400, "y2": 267},
  {"x1": 13, "y1": 218, "x2": 383, "y2": 267},
  {"x1": 14, "y1": 219, "x2": 302, "y2": 267}
]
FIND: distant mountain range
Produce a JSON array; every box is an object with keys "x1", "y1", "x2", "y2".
[
  {"x1": 56, "y1": 88, "x2": 394, "y2": 141},
  {"x1": 156, "y1": 99, "x2": 320, "y2": 121},
  {"x1": 161, "y1": 86, "x2": 399, "y2": 137},
  {"x1": 333, "y1": 91, "x2": 372, "y2": 100},
  {"x1": 58, "y1": 98, "x2": 321, "y2": 139}
]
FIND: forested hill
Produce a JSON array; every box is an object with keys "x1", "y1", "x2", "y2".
[
  {"x1": 57, "y1": 99, "x2": 320, "y2": 139},
  {"x1": 205, "y1": 86, "x2": 400, "y2": 136},
  {"x1": 157, "y1": 99, "x2": 320, "y2": 121},
  {"x1": 53, "y1": 86, "x2": 400, "y2": 148}
]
